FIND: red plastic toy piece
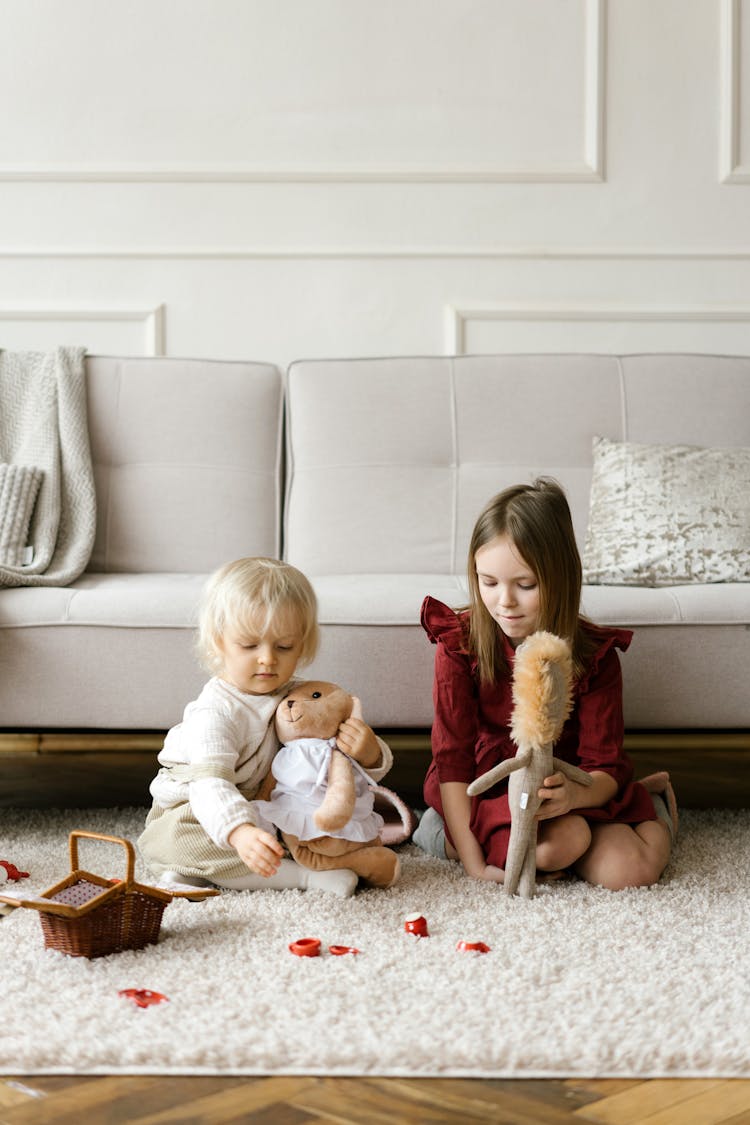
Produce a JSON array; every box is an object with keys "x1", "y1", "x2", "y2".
[
  {"x1": 118, "y1": 988, "x2": 169, "y2": 1008},
  {"x1": 404, "y1": 912, "x2": 429, "y2": 937},
  {"x1": 328, "y1": 945, "x2": 360, "y2": 956},
  {"x1": 0, "y1": 861, "x2": 30, "y2": 881},
  {"x1": 456, "y1": 940, "x2": 491, "y2": 954},
  {"x1": 288, "y1": 937, "x2": 322, "y2": 957}
]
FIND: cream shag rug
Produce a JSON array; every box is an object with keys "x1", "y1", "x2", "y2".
[{"x1": 1, "y1": 807, "x2": 749, "y2": 1078}]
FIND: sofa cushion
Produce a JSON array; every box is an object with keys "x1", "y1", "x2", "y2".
[
  {"x1": 284, "y1": 355, "x2": 623, "y2": 574},
  {"x1": 85, "y1": 357, "x2": 282, "y2": 573},
  {"x1": 580, "y1": 581, "x2": 750, "y2": 625},
  {"x1": 619, "y1": 354, "x2": 750, "y2": 447},
  {"x1": 308, "y1": 573, "x2": 750, "y2": 630},
  {"x1": 286, "y1": 354, "x2": 750, "y2": 580},
  {"x1": 582, "y1": 436, "x2": 750, "y2": 586},
  {"x1": 0, "y1": 572, "x2": 207, "y2": 627}
]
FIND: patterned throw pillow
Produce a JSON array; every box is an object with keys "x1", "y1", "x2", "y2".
[
  {"x1": 582, "y1": 436, "x2": 750, "y2": 586},
  {"x1": 0, "y1": 464, "x2": 44, "y2": 567}
]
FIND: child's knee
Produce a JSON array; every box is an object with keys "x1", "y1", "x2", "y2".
[
  {"x1": 595, "y1": 855, "x2": 661, "y2": 890},
  {"x1": 581, "y1": 828, "x2": 670, "y2": 890},
  {"x1": 536, "y1": 814, "x2": 591, "y2": 870}
]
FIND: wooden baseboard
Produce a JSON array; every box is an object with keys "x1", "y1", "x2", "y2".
[
  {"x1": 0, "y1": 732, "x2": 165, "y2": 753},
  {"x1": 1, "y1": 729, "x2": 748, "y2": 809}
]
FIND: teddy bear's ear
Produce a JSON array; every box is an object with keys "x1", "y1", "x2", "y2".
[{"x1": 349, "y1": 695, "x2": 363, "y2": 721}]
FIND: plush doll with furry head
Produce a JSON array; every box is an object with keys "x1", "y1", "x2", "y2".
[
  {"x1": 251, "y1": 681, "x2": 400, "y2": 888},
  {"x1": 466, "y1": 632, "x2": 592, "y2": 898}
]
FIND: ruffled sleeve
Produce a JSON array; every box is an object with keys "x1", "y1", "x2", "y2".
[
  {"x1": 570, "y1": 626, "x2": 634, "y2": 788},
  {"x1": 577, "y1": 625, "x2": 633, "y2": 693},
  {"x1": 421, "y1": 597, "x2": 479, "y2": 784},
  {"x1": 421, "y1": 595, "x2": 467, "y2": 649}
]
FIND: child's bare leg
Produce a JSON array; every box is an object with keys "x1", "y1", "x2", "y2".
[
  {"x1": 574, "y1": 820, "x2": 671, "y2": 890},
  {"x1": 535, "y1": 813, "x2": 591, "y2": 874}
]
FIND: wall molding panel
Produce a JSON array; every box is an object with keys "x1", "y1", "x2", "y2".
[
  {"x1": 0, "y1": 0, "x2": 605, "y2": 186},
  {"x1": 0, "y1": 305, "x2": 165, "y2": 356},
  {"x1": 445, "y1": 301, "x2": 750, "y2": 355},
  {"x1": 1, "y1": 4, "x2": 748, "y2": 365},
  {"x1": 720, "y1": 0, "x2": 749, "y2": 182}
]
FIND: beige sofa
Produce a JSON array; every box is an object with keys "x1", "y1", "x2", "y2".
[{"x1": 1, "y1": 353, "x2": 748, "y2": 806}]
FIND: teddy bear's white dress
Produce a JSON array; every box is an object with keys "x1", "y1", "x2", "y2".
[{"x1": 251, "y1": 737, "x2": 385, "y2": 842}]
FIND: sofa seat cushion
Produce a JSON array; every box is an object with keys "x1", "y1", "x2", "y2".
[
  {"x1": 0, "y1": 572, "x2": 207, "y2": 627},
  {"x1": 581, "y1": 582, "x2": 750, "y2": 626},
  {"x1": 311, "y1": 573, "x2": 750, "y2": 629},
  {"x1": 312, "y1": 574, "x2": 469, "y2": 625}
]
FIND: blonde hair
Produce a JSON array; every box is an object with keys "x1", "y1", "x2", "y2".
[
  {"x1": 467, "y1": 478, "x2": 596, "y2": 683},
  {"x1": 196, "y1": 557, "x2": 319, "y2": 674}
]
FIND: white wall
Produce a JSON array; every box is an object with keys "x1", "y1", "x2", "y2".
[{"x1": 1, "y1": 0, "x2": 749, "y2": 365}]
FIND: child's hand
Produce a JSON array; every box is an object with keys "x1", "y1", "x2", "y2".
[
  {"x1": 336, "y1": 695, "x2": 380, "y2": 768},
  {"x1": 536, "y1": 772, "x2": 580, "y2": 820},
  {"x1": 228, "y1": 823, "x2": 284, "y2": 877},
  {"x1": 470, "y1": 863, "x2": 505, "y2": 884}
]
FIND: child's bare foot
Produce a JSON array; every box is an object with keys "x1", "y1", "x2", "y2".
[{"x1": 537, "y1": 868, "x2": 573, "y2": 884}]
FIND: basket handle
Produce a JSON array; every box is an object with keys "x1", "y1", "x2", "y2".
[{"x1": 68, "y1": 831, "x2": 136, "y2": 886}]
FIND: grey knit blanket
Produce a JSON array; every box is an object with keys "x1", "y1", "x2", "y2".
[{"x1": 0, "y1": 347, "x2": 95, "y2": 586}]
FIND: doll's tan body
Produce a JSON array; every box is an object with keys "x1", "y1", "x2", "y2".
[
  {"x1": 467, "y1": 632, "x2": 592, "y2": 897},
  {"x1": 265, "y1": 681, "x2": 399, "y2": 888}
]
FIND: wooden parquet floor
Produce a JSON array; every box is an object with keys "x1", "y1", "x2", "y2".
[{"x1": 2, "y1": 1076, "x2": 750, "y2": 1124}]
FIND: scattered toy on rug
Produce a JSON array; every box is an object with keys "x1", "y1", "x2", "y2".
[
  {"x1": 288, "y1": 938, "x2": 360, "y2": 957},
  {"x1": 404, "y1": 912, "x2": 429, "y2": 937},
  {"x1": 467, "y1": 631, "x2": 592, "y2": 898},
  {"x1": 456, "y1": 940, "x2": 491, "y2": 953},
  {"x1": 252, "y1": 681, "x2": 401, "y2": 888},
  {"x1": 0, "y1": 860, "x2": 29, "y2": 884},
  {"x1": 119, "y1": 988, "x2": 169, "y2": 1008},
  {"x1": 287, "y1": 917, "x2": 494, "y2": 959}
]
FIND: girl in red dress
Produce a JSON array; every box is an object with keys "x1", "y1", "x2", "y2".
[{"x1": 414, "y1": 478, "x2": 675, "y2": 890}]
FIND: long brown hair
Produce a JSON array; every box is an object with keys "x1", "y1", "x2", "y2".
[{"x1": 467, "y1": 478, "x2": 598, "y2": 683}]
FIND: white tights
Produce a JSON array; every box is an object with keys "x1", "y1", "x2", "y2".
[{"x1": 160, "y1": 859, "x2": 358, "y2": 898}]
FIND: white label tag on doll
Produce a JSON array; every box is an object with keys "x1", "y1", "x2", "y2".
[{"x1": 520, "y1": 792, "x2": 529, "y2": 809}]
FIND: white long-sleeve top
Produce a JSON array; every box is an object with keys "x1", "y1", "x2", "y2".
[{"x1": 147, "y1": 677, "x2": 393, "y2": 850}]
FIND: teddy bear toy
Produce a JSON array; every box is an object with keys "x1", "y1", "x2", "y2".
[
  {"x1": 467, "y1": 631, "x2": 592, "y2": 898},
  {"x1": 251, "y1": 680, "x2": 400, "y2": 888}
]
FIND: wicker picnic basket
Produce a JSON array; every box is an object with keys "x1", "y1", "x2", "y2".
[{"x1": 0, "y1": 830, "x2": 173, "y2": 959}]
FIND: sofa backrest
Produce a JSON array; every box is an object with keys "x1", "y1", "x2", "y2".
[
  {"x1": 85, "y1": 356, "x2": 282, "y2": 573},
  {"x1": 284, "y1": 354, "x2": 750, "y2": 575}
]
